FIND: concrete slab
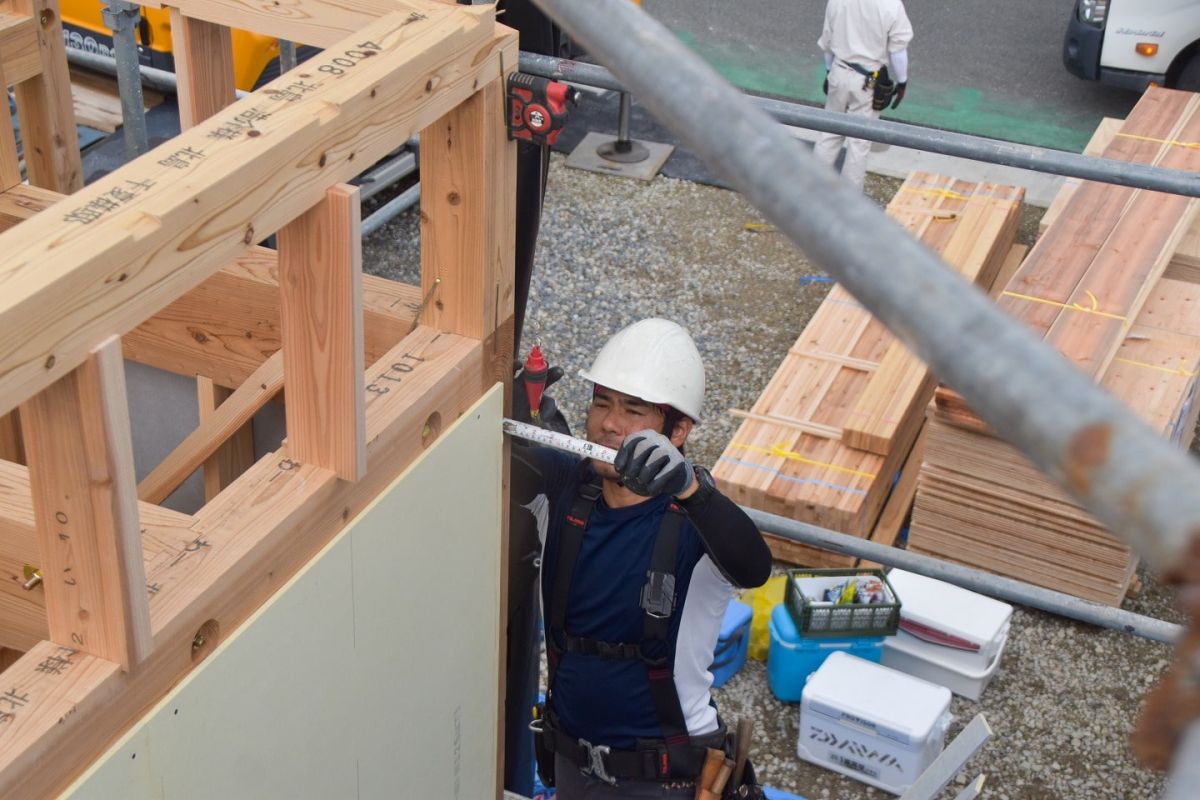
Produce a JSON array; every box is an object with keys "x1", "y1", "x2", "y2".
[{"x1": 565, "y1": 130, "x2": 675, "y2": 181}]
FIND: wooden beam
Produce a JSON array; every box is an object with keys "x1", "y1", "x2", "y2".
[
  {"x1": 197, "y1": 377, "x2": 256, "y2": 502},
  {"x1": 277, "y1": 184, "x2": 365, "y2": 480},
  {"x1": 0, "y1": 7, "x2": 513, "y2": 418},
  {"x1": 0, "y1": 183, "x2": 60, "y2": 233},
  {"x1": 9, "y1": 0, "x2": 81, "y2": 193},
  {"x1": 0, "y1": 9, "x2": 40, "y2": 87},
  {"x1": 420, "y1": 75, "x2": 516, "y2": 341},
  {"x1": 160, "y1": 0, "x2": 404, "y2": 48},
  {"x1": 169, "y1": 9, "x2": 237, "y2": 129},
  {"x1": 138, "y1": 353, "x2": 283, "y2": 505},
  {"x1": 18, "y1": 337, "x2": 150, "y2": 670},
  {"x1": 122, "y1": 248, "x2": 421, "y2": 387}
]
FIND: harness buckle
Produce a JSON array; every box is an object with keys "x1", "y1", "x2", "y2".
[
  {"x1": 578, "y1": 738, "x2": 617, "y2": 785},
  {"x1": 640, "y1": 571, "x2": 677, "y2": 618}
]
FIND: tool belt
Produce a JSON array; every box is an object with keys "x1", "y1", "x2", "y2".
[
  {"x1": 840, "y1": 59, "x2": 881, "y2": 88},
  {"x1": 532, "y1": 713, "x2": 723, "y2": 785}
]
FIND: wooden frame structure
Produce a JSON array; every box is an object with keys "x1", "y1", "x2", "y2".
[{"x1": 0, "y1": 1, "x2": 517, "y2": 795}]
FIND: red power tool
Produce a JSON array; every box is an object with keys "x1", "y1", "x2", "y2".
[{"x1": 508, "y1": 73, "x2": 578, "y2": 147}]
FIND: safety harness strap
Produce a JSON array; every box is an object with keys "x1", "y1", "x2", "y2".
[{"x1": 543, "y1": 474, "x2": 699, "y2": 779}]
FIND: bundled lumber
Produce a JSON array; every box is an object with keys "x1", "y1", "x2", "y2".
[
  {"x1": 714, "y1": 171, "x2": 1023, "y2": 566},
  {"x1": 909, "y1": 88, "x2": 1200, "y2": 605}
]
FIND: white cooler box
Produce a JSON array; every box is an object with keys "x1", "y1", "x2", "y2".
[
  {"x1": 881, "y1": 569, "x2": 1013, "y2": 700},
  {"x1": 798, "y1": 651, "x2": 952, "y2": 795}
]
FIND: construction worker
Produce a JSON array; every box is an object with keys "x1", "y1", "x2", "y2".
[
  {"x1": 812, "y1": 0, "x2": 913, "y2": 189},
  {"x1": 516, "y1": 318, "x2": 772, "y2": 798}
]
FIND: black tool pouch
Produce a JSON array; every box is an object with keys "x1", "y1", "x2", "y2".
[
  {"x1": 724, "y1": 758, "x2": 767, "y2": 799},
  {"x1": 872, "y1": 66, "x2": 895, "y2": 111},
  {"x1": 531, "y1": 706, "x2": 556, "y2": 788}
]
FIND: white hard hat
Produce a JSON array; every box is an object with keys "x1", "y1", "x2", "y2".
[{"x1": 579, "y1": 318, "x2": 705, "y2": 423}]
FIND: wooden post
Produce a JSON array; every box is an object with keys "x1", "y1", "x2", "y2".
[
  {"x1": 277, "y1": 184, "x2": 366, "y2": 481},
  {"x1": 19, "y1": 337, "x2": 151, "y2": 670},
  {"x1": 0, "y1": 60, "x2": 21, "y2": 191},
  {"x1": 419, "y1": 77, "x2": 516, "y2": 342},
  {"x1": 169, "y1": 8, "x2": 237, "y2": 129},
  {"x1": 10, "y1": 0, "x2": 81, "y2": 193}
]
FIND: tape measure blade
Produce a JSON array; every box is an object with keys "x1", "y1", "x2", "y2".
[{"x1": 502, "y1": 418, "x2": 618, "y2": 464}]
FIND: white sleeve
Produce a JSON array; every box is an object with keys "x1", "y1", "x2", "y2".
[
  {"x1": 824, "y1": 50, "x2": 834, "y2": 70},
  {"x1": 890, "y1": 48, "x2": 909, "y2": 84},
  {"x1": 889, "y1": 4, "x2": 915, "y2": 52}
]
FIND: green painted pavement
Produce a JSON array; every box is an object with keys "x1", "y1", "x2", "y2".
[{"x1": 674, "y1": 30, "x2": 1097, "y2": 153}]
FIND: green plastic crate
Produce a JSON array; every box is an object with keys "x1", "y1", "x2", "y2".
[{"x1": 784, "y1": 568, "x2": 901, "y2": 638}]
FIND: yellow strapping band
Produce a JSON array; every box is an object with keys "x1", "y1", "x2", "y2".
[
  {"x1": 729, "y1": 441, "x2": 877, "y2": 480},
  {"x1": 1113, "y1": 356, "x2": 1199, "y2": 378},
  {"x1": 1001, "y1": 289, "x2": 1129, "y2": 323},
  {"x1": 1115, "y1": 132, "x2": 1200, "y2": 150}
]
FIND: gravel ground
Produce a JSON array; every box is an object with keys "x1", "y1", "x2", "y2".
[{"x1": 362, "y1": 155, "x2": 1188, "y2": 799}]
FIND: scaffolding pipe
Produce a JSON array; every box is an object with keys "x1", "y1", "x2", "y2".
[
  {"x1": 1165, "y1": 722, "x2": 1200, "y2": 799},
  {"x1": 518, "y1": 51, "x2": 1200, "y2": 199},
  {"x1": 65, "y1": 48, "x2": 226, "y2": 97},
  {"x1": 361, "y1": 183, "x2": 420, "y2": 238},
  {"x1": 101, "y1": 0, "x2": 149, "y2": 158},
  {"x1": 743, "y1": 507, "x2": 1182, "y2": 645},
  {"x1": 531, "y1": 0, "x2": 1200, "y2": 575}
]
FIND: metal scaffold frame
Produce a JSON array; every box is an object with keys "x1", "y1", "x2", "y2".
[{"x1": 530, "y1": 0, "x2": 1200, "y2": 792}]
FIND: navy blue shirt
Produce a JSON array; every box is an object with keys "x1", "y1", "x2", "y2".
[{"x1": 534, "y1": 448, "x2": 715, "y2": 748}]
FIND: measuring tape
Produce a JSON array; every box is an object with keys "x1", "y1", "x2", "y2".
[{"x1": 503, "y1": 418, "x2": 617, "y2": 464}]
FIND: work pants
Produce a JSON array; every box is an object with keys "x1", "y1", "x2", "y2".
[{"x1": 812, "y1": 61, "x2": 881, "y2": 189}]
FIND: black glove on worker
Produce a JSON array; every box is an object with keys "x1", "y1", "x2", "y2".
[
  {"x1": 891, "y1": 81, "x2": 907, "y2": 109},
  {"x1": 512, "y1": 360, "x2": 571, "y2": 435},
  {"x1": 615, "y1": 429, "x2": 694, "y2": 497}
]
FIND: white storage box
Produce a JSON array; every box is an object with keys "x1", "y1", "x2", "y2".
[
  {"x1": 798, "y1": 652, "x2": 952, "y2": 795},
  {"x1": 881, "y1": 569, "x2": 1013, "y2": 700}
]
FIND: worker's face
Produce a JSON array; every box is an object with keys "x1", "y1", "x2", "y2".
[{"x1": 586, "y1": 387, "x2": 687, "y2": 481}]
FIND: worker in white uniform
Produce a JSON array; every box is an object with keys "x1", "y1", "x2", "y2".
[{"x1": 812, "y1": 0, "x2": 913, "y2": 189}]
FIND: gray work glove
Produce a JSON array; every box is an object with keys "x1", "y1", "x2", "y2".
[{"x1": 614, "y1": 429, "x2": 694, "y2": 497}]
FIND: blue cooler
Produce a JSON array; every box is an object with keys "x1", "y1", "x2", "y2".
[
  {"x1": 763, "y1": 787, "x2": 808, "y2": 800},
  {"x1": 767, "y1": 604, "x2": 884, "y2": 702},
  {"x1": 710, "y1": 599, "x2": 753, "y2": 688}
]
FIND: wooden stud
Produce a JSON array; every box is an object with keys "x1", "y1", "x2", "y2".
[
  {"x1": 19, "y1": 337, "x2": 151, "y2": 669},
  {"x1": 10, "y1": 0, "x2": 81, "y2": 193},
  {"x1": 197, "y1": 377, "x2": 257, "y2": 502},
  {"x1": 277, "y1": 185, "x2": 366, "y2": 481},
  {"x1": 169, "y1": 9, "x2": 237, "y2": 129}
]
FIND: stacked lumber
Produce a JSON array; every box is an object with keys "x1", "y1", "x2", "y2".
[
  {"x1": 713, "y1": 171, "x2": 1023, "y2": 566},
  {"x1": 909, "y1": 88, "x2": 1200, "y2": 605}
]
